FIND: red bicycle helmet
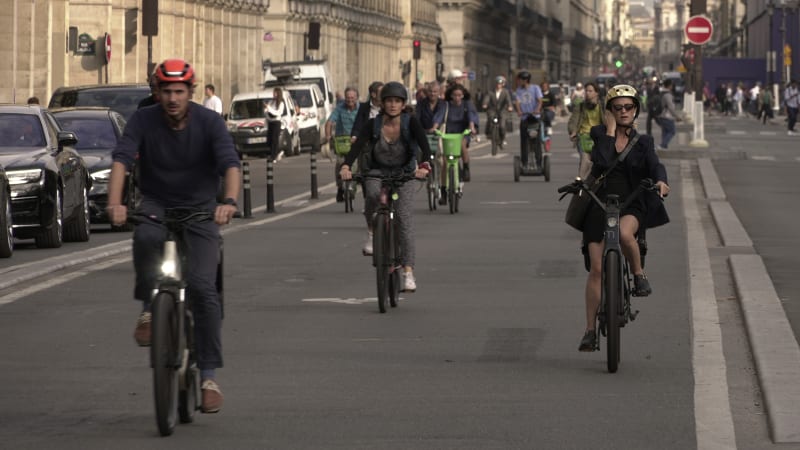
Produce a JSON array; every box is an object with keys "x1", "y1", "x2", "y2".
[{"x1": 154, "y1": 59, "x2": 195, "y2": 85}]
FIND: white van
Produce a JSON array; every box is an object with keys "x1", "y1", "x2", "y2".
[
  {"x1": 263, "y1": 60, "x2": 335, "y2": 126},
  {"x1": 226, "y1": 89, "x2": 301, "y2": 158}
]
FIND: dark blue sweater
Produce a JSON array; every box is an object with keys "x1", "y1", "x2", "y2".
[{"x1": 113, "y1": 102, "x2": 240, "y2": 208}]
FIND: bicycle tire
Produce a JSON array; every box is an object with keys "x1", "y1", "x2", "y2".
[
  {"x1": 178, "y1": 361, "x2": 199, "y2": 424},
  {"x1": 344, "y1": 180, "x2": 352, "y2": 213},
  {"x1": 513, "y1": 156, "x2": 521, "y2": 182},
  {"x1": 427, "y1": 176, "x2": 435, "y2": 211},
  {"x1": 151, "y1": 292, "x2": 180, "y2": 436},
  {"x1": 544, "y1": 155, "x2": 551, "y2": 182},
  {"x1": 491, "y1": 124, "x2": 499, "y2": 156},
  {"x1": 604, "y1": 251, "x2": 622, "y2": 373},
  {"x1": 448, "y1": 165, "x2": 456, "y2": 215},
  {"x1": 374, "y1": 213, "x2": 389, "y2": 313},
  {"x1": 389, "y1": 225, "x2": 400, "y2": 308}
]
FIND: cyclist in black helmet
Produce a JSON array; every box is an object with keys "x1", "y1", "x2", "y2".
[{"x1": 340, "y1": 81, "x2": 432, "y2": 292}]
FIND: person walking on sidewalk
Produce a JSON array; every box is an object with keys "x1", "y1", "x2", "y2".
[
  {"x1": 784, "y1": 79, "x2": 799, "y2": 135},
  {"x1": 758, "y1": 87, "x2": 775, "y2": 125},
  {"x1": 654, "y1": 79, "x2": 683, "y2": 150}
]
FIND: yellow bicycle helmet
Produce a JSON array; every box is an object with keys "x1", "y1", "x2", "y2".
[{"x1": 605, "y1": 84, "x2": 641, "y2": 119}]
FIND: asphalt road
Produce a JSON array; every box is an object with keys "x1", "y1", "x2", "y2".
[{"x1": 0, "y1": 113, "x2": 797, "y2": 449}]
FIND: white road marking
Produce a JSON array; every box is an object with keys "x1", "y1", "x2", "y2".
[
  {"x1": 727, "y1": 130, "x2": 746, "y2": 135},
  {"x1": 479, "y1": 201, "x2": 531, "y2": 205},
  {"x1": 759, "y1": 131, "x2": 778, "y2": 136},
  {"x1": 750, "y1": 155, "x2": 776, "y2": 161},
  {"x1": 302, "y1": 297, "x2": 377, "y2": 305},
  {"x1": 682, "y1": 160, "x2": 737, "y2": 449}
]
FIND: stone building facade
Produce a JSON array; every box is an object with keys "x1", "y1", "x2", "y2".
[{"x1": 1, "y1": 0, "x2": 631, "y2": 109}]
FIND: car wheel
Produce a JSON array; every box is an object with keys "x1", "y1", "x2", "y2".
[
  {"x1": 35, "y1": 187, "x2": 63, "y2": 248},
  {"x1": 0, "y1": 190, "x2": 14, "y2": 258},
  {"x1": 64, "y1": 182, "x2": 90, "y2": 242}
]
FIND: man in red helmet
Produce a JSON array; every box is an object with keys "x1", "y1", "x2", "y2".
[{"x1": 107, "y1": 58, "x2": 241, "y2": 414}]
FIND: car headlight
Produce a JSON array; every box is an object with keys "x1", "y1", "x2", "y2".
[
  {"x1": 7, "y1": 169, "x2": 43, "y2": 185},
  {"x1": 91, "y1": 169, "x2": 111, "y2": 182},
  {"x1": 227, "y1": 123, "x2": 238, "y2": 132}
]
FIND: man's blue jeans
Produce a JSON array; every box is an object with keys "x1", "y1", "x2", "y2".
[{"x1": 656, "y1": 117, "x2": 675, "y2": 148}]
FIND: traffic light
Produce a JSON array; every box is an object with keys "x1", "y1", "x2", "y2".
[
  {"x1": 614, "y1": 59, "x2": 623, "y2": 69},
  {"x1": 413, "y1": 40, "x2": 421, "y2": 60}
]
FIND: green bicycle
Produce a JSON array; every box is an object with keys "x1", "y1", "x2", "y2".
[{"x1": 436, "y1": 129, "x2": 471, "y2": 214}]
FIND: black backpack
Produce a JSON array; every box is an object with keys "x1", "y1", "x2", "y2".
[{"x1": 648, "y1": 91, "x2": 664, "y2": 117}]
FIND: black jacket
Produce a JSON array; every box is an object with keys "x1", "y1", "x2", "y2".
[
  {"x1": 351, "y1": 101, "x2": 377, "y2": 139},
  {"x1": 589, "y1": 125, "x2": 670, "y2": 229}
]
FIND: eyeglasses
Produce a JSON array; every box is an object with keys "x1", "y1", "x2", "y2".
[{"x1": 612, "y1": 104, "x2": 636, "y2": 112}]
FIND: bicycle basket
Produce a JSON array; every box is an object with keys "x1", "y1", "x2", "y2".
[
  {"x1": 333, "y1": 136, "x2": 352, "y2": 156},
  {"x1": 439, "y1": 132, "x2": 463, "y2": 158}
]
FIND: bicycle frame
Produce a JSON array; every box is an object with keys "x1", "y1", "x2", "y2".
[{"x1": 436, "y1": 129, "x2": 470, "y2": 214}]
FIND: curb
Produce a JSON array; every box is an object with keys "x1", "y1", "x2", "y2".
[{"x1": 698, "y1": 157, "x2": 800, "y2": 443}]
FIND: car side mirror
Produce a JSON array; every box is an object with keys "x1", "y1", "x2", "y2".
[{"x1": 57, "y1": 130, "x2": 78, "y2": 148}]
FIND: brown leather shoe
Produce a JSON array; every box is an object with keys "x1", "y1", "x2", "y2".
[
  {"x1": 201, "y1": 379, "x2": 223, "y2": 413},
  {"x1": 133, "y1": 311, "x2": 151, "y2": 347}
]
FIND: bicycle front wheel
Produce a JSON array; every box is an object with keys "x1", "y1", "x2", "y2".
[
  {"x1": 344, "y1": 180, "x2": 352, "y2": 213},
  {"x1": 604, "y1": 251, "x2": 622, "y2": 373},
  {"x1": 151, "y1": 292, "x2": 180, "y2": 436},
  {"x1": 448, "y1": 165, "x2": 456, "y2": 214},
  {"x1": 373, "y1": 213, "x2": 390, "y2": 313}
]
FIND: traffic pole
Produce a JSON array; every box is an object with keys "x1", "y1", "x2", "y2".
[
  {"x1": 242, "y1": 161, "x2": 252, "y2": 218},
  {"x1": 310, "y1": 148, "x2": 319, "y2": 199},
  {"x1": 266, "y1": 159, "x2": 275, "y2": 213}
]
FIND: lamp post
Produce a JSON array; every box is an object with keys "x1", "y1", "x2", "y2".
[{"x1": 768, "y1": 0, "x2": 775, "y2": 89}]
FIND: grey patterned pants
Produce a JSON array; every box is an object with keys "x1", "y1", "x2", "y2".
[{"x1": 363, "y1": 175, "x2": 417, "y2": 268}]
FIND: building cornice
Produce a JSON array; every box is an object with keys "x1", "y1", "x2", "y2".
[{"x1": 288, "y1": 0, "x2": 404, "y2": 35}]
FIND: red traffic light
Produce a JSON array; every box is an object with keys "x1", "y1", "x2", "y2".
[
  {"x1": 413, "y1": 40, "x2": 421, "y2": 59},
  {"x1": 413, "y1": 40, "x2": 420, "y2": 47}
]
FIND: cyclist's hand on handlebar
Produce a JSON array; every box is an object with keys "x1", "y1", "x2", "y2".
[
  {"x1": 214, "y1": 204, "x2": 237, "y2": 225},
  {"x1": 415, "y1": 162, "x2": 431, "y2": 179},
  {"x1": 107, "y1": 204, "x2": 128, "y2": 227},
  {"x1": 655, "y1": 180, "x2": 670, "y2": 198},
  {"x1": 340, "y1": 165, "x2": 352, "y2": 181}
]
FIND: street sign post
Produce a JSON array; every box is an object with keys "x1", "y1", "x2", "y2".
[{"x1": 685, "y1": 15, "x2": 713, "y2": 46}]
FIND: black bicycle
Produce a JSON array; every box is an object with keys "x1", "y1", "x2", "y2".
[
  {"x1": 487, "y1": 111, "x2": 501, "y2": 156},
  {"x1": 355, "y1": 173, "x2": 418, "y2": 313},
  {"x1": 130, "y1": 208, "x2": 226, "y2": 436},
  {"x1": 558, "y1": 178, "x2": 659, "y2": 373}
]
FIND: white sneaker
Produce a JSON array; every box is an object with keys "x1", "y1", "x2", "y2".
[
  {"x1": 362, "y1": 231, "x2": 373, "y2": 256},
  {"x1": 402, "y1": 271, "x2": 417, "y2": 292},
  {"x1": 277, "y1": 150, "x2": 285, "y2": 161},
  {"x1": 788, "y1": 130, "x2": 798, "y2": 136}
]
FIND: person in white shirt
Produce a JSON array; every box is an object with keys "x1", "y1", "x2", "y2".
[
  {"x1": 784, "y1": 79, "x2": 799, "y2": 135},
  {"x1": 203, "y1": 84, "x2": 223, "y2": 115},
  {"x1": 264, "y1": 88, "x2": 286, "y2": 161}
]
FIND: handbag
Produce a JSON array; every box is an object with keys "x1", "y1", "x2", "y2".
[{"x1": 564, "y1": 133, "x2": 640, "y2": 231}]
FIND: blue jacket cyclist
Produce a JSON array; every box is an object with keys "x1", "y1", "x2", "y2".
[{"x1": 107, "y1": 59, "x2": 241, "y2": 414}]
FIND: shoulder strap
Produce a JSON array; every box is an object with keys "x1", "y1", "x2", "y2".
[{"x1": 596, "y1": 132, "x2": 640, "y2": 181}]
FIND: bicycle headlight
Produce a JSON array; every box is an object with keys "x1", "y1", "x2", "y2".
[
  {"x1": 161, "y1": 260, "x2": 177, "y2": 277},
  {"x1": 607, "y1": 216, "x2": 618, "y2": 228},
  {"x1": 7, "y1": 168, "x2": 43, "y2": 185}
]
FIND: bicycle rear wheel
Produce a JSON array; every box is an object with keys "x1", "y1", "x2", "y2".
[
  {"x1": 427, "y1": 175, "x2": 435, "y2": 211},
  {"x1": 373, "y1": 213, "x2": 389, "y2": 313},
  {"x1": 389, "y1": 225, "x2": 400, "y2": 308},
  {"x1": 151, "y1": 292, "x2": 180, "y2": 436},
  {"x1": 604, "y1": 251, "x2": 622, "y2": 373},
  {"x1": 344, "y1": 180, "x2": 352, "y2": 213}
]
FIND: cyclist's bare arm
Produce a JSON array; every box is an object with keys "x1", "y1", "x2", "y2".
[{"x1": 107, "y1": 161, "x2": 129, "y2": 226}]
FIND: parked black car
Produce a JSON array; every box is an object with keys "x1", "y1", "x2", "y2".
[
  {"x1": 51, "y1": 107, "x2": 135, "y2": 230},
  {"x1": 49, "y1": 84, "x2": 151, "y2": 121},
  {"x1": 0, "y1": 105, "x2": 92, "y2": 248}
]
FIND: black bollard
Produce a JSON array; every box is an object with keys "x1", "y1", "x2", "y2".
[
  {"x1": 242, "y1": 161, "x2": 252, "y2": 218},
  {"x1": 310, "y1": 148, "x2": 319, "y2": 199},
  {"x1": 266, "y1": 159, "x2": 275, "y2": 213}
]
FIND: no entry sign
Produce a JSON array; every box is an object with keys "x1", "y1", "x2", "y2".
[{"x1": 685, "y1": 15, "x2": 713, "y2": 45}]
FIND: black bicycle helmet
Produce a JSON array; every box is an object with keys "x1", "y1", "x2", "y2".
[
  {"x1": 605, "y1": 84, "x2": 641, "y2": 119},
  {"x1": 517, "y1": 71, "x2": 532, "y2": 82},
  {"x1": 380, "y1": 81, "x2": 407, "y2": 102}
]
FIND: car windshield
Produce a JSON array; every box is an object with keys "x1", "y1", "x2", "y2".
[
  {"x1": 50, "y1": 88, "x2": 148, "y2": 120},
  {"x1": 0, "y1": 114, "x2": 46, "y2": 147},
  {"x1": 54, "y1": 117, "x2": 117, "y2": 150},
  {"x1": 229, "y1": 99, "x2": 268, "y2": 120},
  {"x1": 288, "y1": 90, "x2": 313, "y2": 107}
]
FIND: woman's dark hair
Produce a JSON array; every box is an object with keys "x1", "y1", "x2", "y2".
[
  {"x1": 272, "y1": 87, "x2": 284, "y2": 107},
  {"x1": 445, "y1": 83, "x2": 469, "y2": 102}
]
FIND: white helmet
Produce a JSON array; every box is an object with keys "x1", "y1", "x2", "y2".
[
  {"x1": 447, "y1": 69, "x2": 464, "y2": 81},
  {"x1": 576, "y1": 82, "x2": 583, "y2": 89}
]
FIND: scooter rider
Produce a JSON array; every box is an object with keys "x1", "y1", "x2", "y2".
[{"x1": 514, "y1": 71, "x2": 543, "y2": 168}]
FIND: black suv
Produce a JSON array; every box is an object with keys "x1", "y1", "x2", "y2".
[{"x1": 49, "y1": 84, "x2": 151, "y2": 120}]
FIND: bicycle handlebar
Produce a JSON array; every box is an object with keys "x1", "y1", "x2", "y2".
[{"x1": 558, "y1": 178, "x2": 660, "y2": 210}]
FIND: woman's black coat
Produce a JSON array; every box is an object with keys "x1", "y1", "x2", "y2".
[{"x1": 589, "y1": 125, "x2": 670, "y2": 229}]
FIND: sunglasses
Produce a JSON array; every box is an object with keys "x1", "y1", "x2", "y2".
[{"x1": 612, "y1": 104, "x2": 636, "y2": 112}]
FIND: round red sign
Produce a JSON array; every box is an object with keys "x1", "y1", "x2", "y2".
[
  {"x1": 685, "y1": 15, "x2": 713, "y2": 45},
  {"x1": 105, "y1": 33, "x2": 112, "y2": 63}
]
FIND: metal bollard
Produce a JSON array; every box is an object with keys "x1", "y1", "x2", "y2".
[
  {"x1": 242, "y1": 161, "x2": 252, "y2": 218},
  {"x1": 310, "y1": 148, "x2": 319, "y2": 199},
  {"x1": 266, "y1": 159, "x2": 275, "y2": 213}
]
